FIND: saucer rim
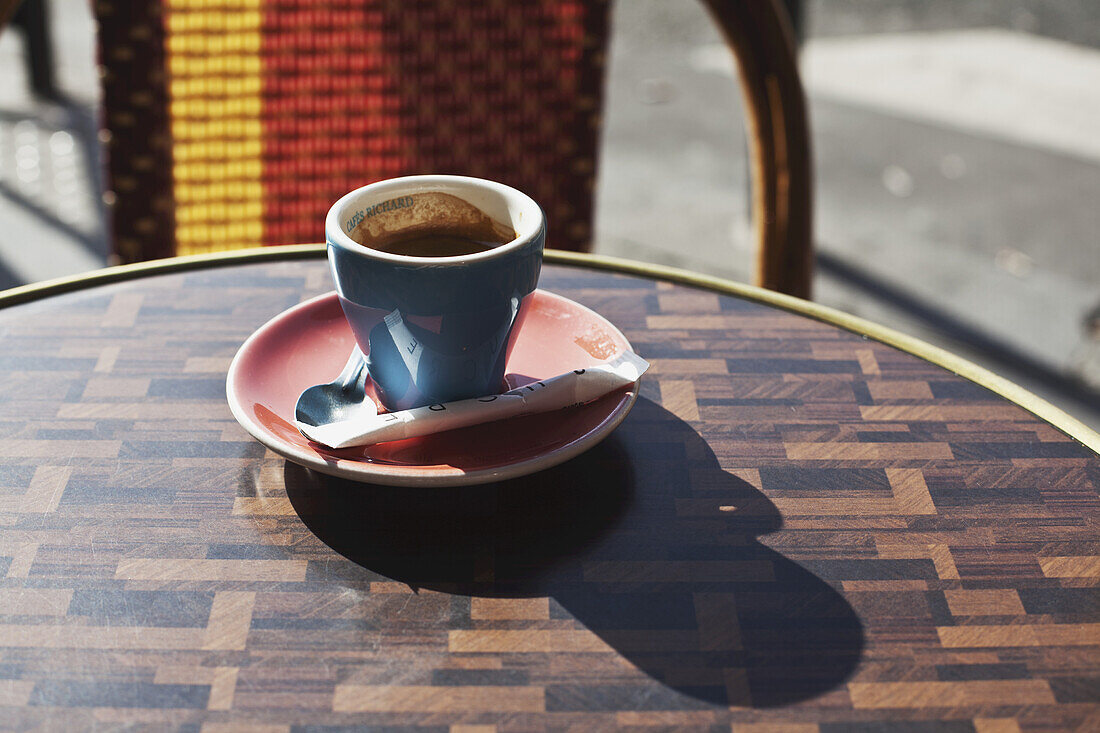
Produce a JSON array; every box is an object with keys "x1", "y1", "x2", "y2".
[{"x1": 226, "y1": 289, "x2": 638, "y2": 487}]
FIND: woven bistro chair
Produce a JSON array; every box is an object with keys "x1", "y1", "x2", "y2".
[{"x1": 93, "y1": 0, "x2": 812, "y2": 298}]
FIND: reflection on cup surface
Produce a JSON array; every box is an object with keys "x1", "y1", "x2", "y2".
[{"x1": 365, "y1": 298, "x2": 521, "y2": 411}]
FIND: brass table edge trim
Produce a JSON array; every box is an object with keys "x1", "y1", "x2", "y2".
[{"x1": 1, "y1": 245, "x2": 1096, "y2": 455}]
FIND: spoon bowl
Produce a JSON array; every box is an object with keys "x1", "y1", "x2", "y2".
[{"x1": 294, "y1": 345, "x2": 376, "y2": 428}]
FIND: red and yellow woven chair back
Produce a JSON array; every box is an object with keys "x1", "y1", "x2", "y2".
[
  {"x1": 96, "y1": 0, "x2": 607, "y2": 259},
  {"x1": 95, "y1": 0, "x2": 812, "y2": 297}
]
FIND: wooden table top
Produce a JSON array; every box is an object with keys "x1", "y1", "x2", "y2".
[{"x1": 0, "y1": 251, "x2": 1097, "y2": 731}]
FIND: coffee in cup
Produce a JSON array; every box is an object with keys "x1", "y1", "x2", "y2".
[{"x1": 350, "y1": 191, "x2": 516, "y2": 258}]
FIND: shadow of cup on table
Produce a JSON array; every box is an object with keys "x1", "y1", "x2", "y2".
[{"x1": 283, "y1": 397, "x2": 864, "y2": 708}]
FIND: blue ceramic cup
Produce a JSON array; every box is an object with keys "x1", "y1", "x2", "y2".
[{"x1": 326, "y1": 176, "x2": 545, "y2": 411}]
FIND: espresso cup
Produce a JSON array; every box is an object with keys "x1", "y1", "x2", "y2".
[{"x1": 326, "y1": 175, "x2": 545, "y2": 411}]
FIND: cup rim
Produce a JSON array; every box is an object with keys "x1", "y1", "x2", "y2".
[{"x1": 326, "y1": 175, "x2": 544, "y2": 265}]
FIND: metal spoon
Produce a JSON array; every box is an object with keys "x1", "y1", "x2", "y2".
[{"x1": 294, "y1": 345, "x2": 376, "y2": 428}]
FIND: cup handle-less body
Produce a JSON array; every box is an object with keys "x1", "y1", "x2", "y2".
[{"x1": 326, "y1": 176, "x2": 545, "y2": 411}]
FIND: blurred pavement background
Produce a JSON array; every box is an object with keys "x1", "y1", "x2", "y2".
[{"x1": 1, "y1": 0, "x2": 1098, "y2": 429}]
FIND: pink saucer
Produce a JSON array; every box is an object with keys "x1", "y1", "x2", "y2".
[{"x1": 226, "y1": 290, "x2": 638, "y2": 486}]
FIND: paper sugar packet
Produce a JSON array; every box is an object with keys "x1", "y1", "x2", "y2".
[{"x1": 297, "y1": 351, "x2": 648, "y2": 449}]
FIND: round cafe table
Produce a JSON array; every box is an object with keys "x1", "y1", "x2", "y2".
[{"x1": 0, "y1": 247, "x2": 1097, "y2": 731}]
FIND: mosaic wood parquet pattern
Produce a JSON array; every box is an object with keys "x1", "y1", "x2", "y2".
[{"x1": 0, "y1": 257, "x2": 1097, "y2": 731}]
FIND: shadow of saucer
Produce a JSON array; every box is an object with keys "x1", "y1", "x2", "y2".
[
  {"x1": 284, "y1": 397, "x2": 864, "y2": 708},
  {"x1": 285, "y1": 433, "x2": 635, "y2": 596}
]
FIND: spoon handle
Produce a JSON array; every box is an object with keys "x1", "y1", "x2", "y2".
[{"x1": 337, "y1": 345, "x2": 366, "y2": 391}]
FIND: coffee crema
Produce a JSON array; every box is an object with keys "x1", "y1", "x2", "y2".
[{"x1": 350, "y1": 191, "x2": 517, "y2": 258}]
